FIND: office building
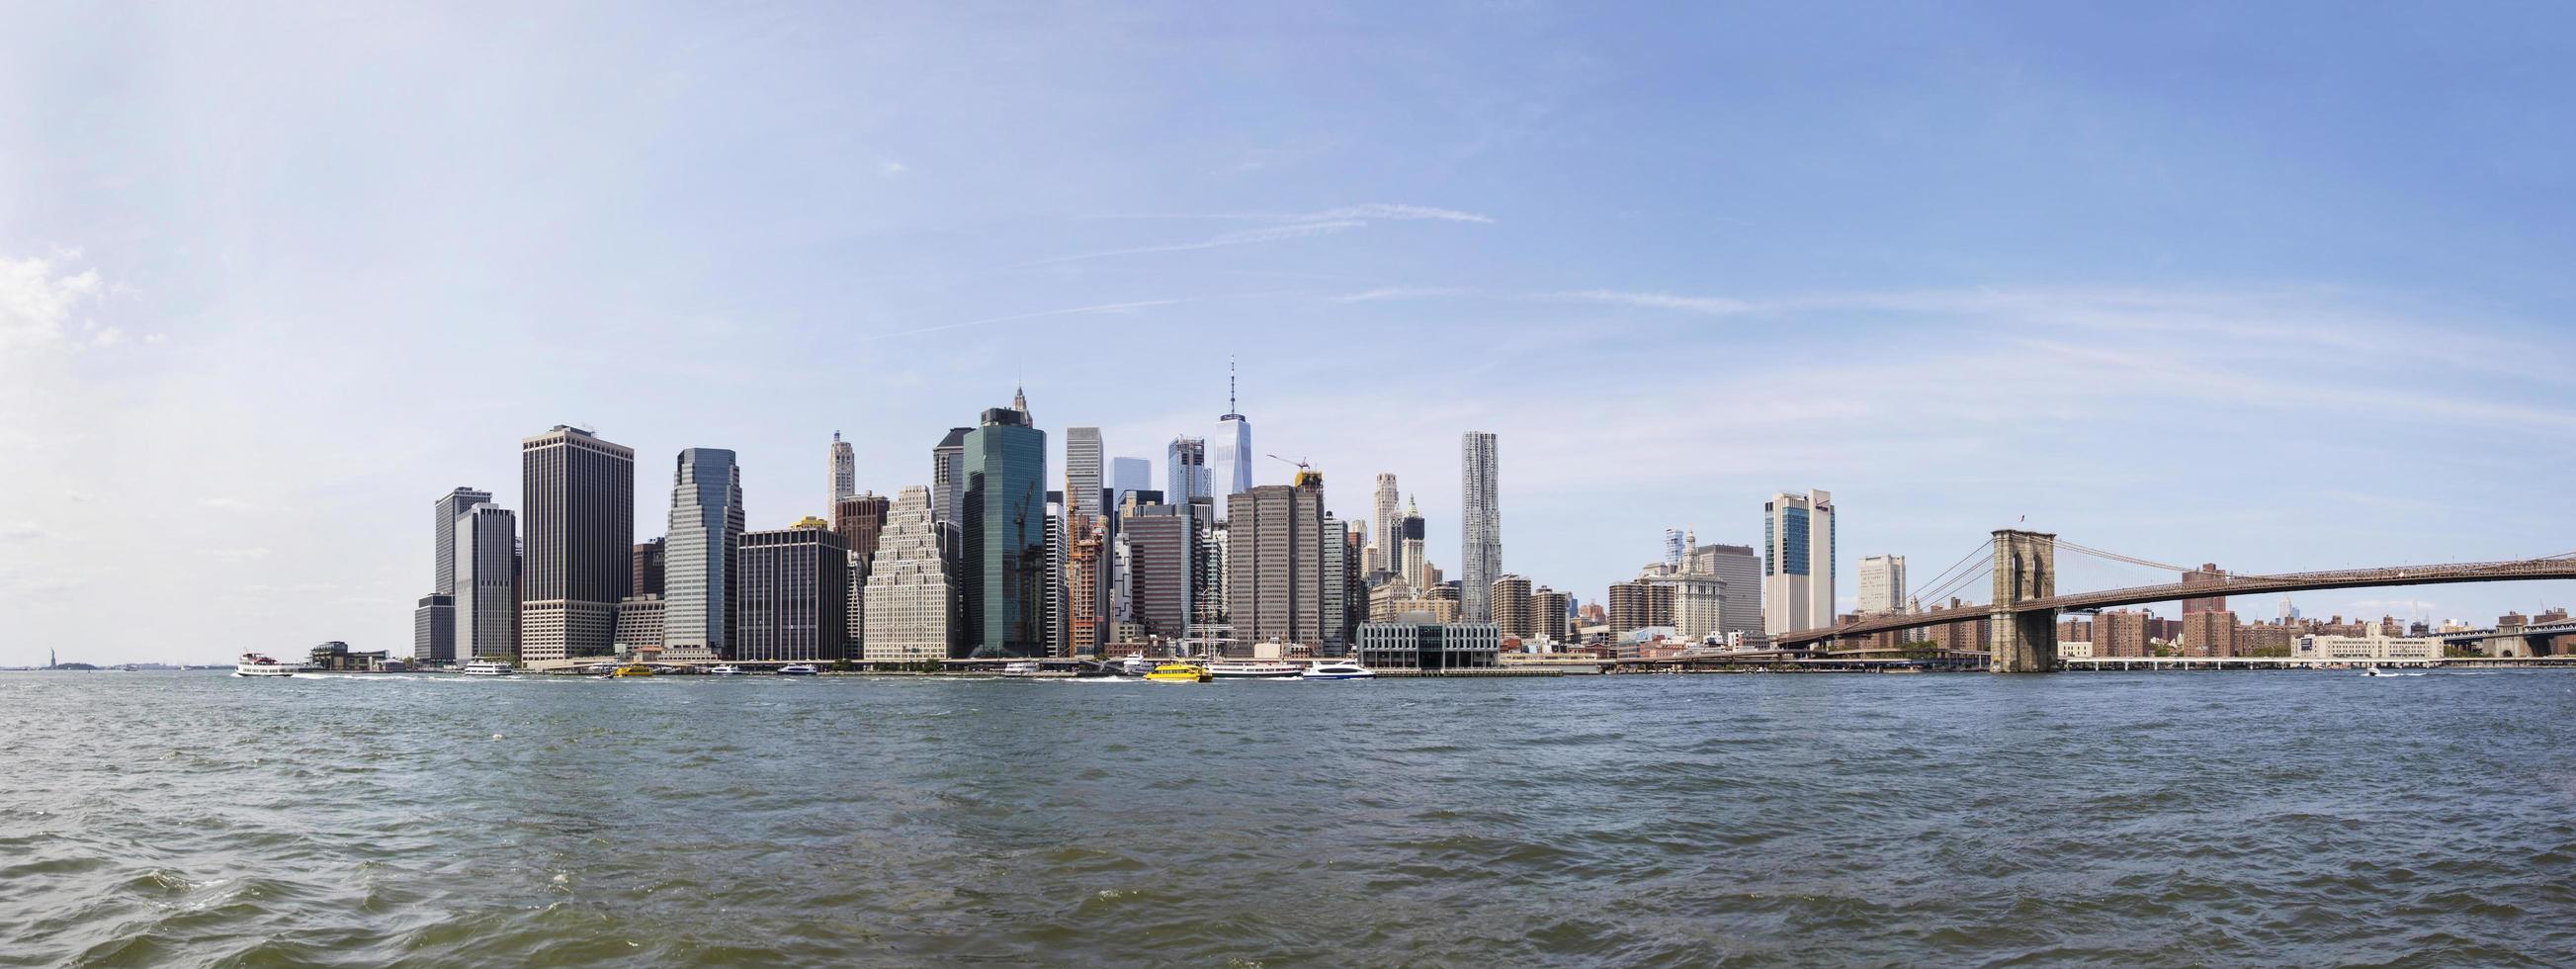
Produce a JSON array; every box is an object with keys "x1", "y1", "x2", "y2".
[
  {"x1": 1066, "y1": 427, "x2": 1104, "y2": 524},
  {"x1": 829, "y1": 431, "x2": 856, "y2": 504},
  {"x1": 1124, "y1": 504, "x2": 1198, "y2": 640},
  {"x1": 1857, "y1": 554, "x2": 1906, "y2": 615},
  {"x1": 1319, "y1": 515, "x2": 1351, "y2": 653},
  {"x1": 1226, "y1": 471, "x2": 1329, "y2": 649},
  {"x1": 1686, "y1": 541, "x2": 1763, "y2": 637},
  {"x1": 520, "y1": 425, "x2": 635, "y2": 663},
  {"x1": 931, "y1": 427, "x2": 970, "y2": 530},
  {"x1": 614, "y1": 594, "x2": 663, "y2": 656},
  {"x1": 1167, "y1": 436, "x2": 1211, "y2": 502},
  {"x1": 735, "y1": 518, "x2": 849, "y2": 662},
  {"x1": 1761, "y1": 489, "x2": 1836, "y2": 635},
  {"x1": 631, "y1": 537, "x2": 665, "y2": 597},
  {"x1": 1109, "y1": 457, "x2": 1151, "y2": 507},
  {"x1": 961, "y1": 392, "x2": 1049, "y2": 658},
  {"x1": 1213, "y1": 363, "x2": 1252, "y2": 520},
  {"x1": 1490, "y1": 574, "x2": 1534, "y2": 641},
  {"x1": 421, "y1": 486, "x2": 493, "y2": 664},
  {"x1": 1459, "y1": 431, "x2": 1501, "y2": 621},
  {"x1": 1398, "y1": 495, "x2": 1427, "y2": 590},
  {"x1": 411, "y1": 593, "x2": 454, "y2": 664},
  {"x1": 664, "y1": 448, "x2": 744, "y2": 662},
  {"x1": 1370, "y1": 473, "x2": 1400, "y2": 574},
  {"x1": 453, "y1": 502, "x2": 518, "y2": 662},
  {"x1": 1356, "y1": 619, "x2": 1501, "y2": 670},
  {"x1": 1661, "y1": 573, "x2": 1726, "y2": 640},
  {"x1": 833, "y1": 491, "x2": 890, "y2": 649},
  {"x1": 863, "y1": 485, "x2": 953, "y2": 662}
]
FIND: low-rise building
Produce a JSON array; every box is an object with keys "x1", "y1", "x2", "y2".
[
  {"x1": 1356, "y1": 618, "x2": 1500, "y2": 670},
  {"x1": 2293, "y1": 627, "x2": 2442, "y2": 661}
]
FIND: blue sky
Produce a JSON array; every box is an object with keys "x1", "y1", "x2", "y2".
[{"x1": 7, "y1": 3, "x2": 2576, "y2": 663}]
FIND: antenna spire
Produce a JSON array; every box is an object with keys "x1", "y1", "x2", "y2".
[{"x1": 1229, "y1": 356, "x2": 1238, "y2": 413}]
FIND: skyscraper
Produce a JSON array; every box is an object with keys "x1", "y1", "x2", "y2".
[
  {"x1": 862, "y1": 485, "x2": 953, "y2": 662},
  {"x1": 961, "y1": 392, "x2": 1048, "y2": 658},
  {"x1": 833, "y1": 491, "x2": 891, "y2": 650},
  {"x1": 931, "y1": 427, "x2": 969, "y2": 530},
  {"x1": 1226, "y1": 470, "x2": 1329, "y2": 649},
  {"x1": 1663, "y1": 528, "x2": 1686, "y2": 569},
  {"x1": 453, "y1": 502, "x2": 518, "y2": 662},
  {"x1": 735, "y1": 517, "x2": 849, "y2": 662},
  {"x1": 1370, "y1": 473, "x2": 1400, "y2": 574},
  {"x1": 519, "y1": 426, "x2": 635, "y2": 663},
  {"x1": 664, "y1": 448, "x2": 744, "y2": 662},
  {"x1": 1491, "y1": 573, "x2": 1534, "y2": 642},
  {"x1": 1460, "y1": 431, "x2": 1501, "y2": 622},
  {"x1": 1398, "y1": 495, "x2": 1427, "y2": 590},
  {"x1": 1109, "y1": 457, "x2": 1151, "y2": 507},
  {"x1": 1066, "y1": 427, "x2": 1105, "y2": 524},
  {"x1": 1167, "y1": 436, "x2": 1211, "y2": 501},
  {"x1": 829, "y1": 431, "x2": 856, "y2": 505},
  {"x1": 1689, "y1": 541, "x2": 1764, "y2": 637},
  {"x1": 632, "y1": 537, "x2": 665, "y2": 596},
  {"x1": 421, "y1": 486, "x2": 492, "y2": 663},
  {"x1": 1761, "y1": 489, "x2": 1836, "y2": 635},
  {"x1": 1213, "y1": 361, "x2": 1252, "y2": 520},
  {"x1": 1123, "y1": 503, "x2": 1198, "y2": 640},
  {"x1": 1857, "y1": 554, "x2": 1907, "y2": 615},
  {"x1": 1066, "y1": 519, "x2": 1106, "y2": 658}
]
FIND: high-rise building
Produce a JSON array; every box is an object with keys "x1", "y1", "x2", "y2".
[
  {"x1": 422, "y1": 486, "x2": 493, "y2": 664},
  {"x1": 1123, "y1": 503, "x2": 1198, "y2": 640},
  {"x1": 2182, "y1": 563, "x2": 2230, "y2": 615},
  {"x1": 434, "y1": 486, "x2": 493, "y2": 596},
  {"x1": 1459, "y1": 431, "x2": 1501, "y2": 622},
  {"x1": 1226, "y1": 471, "x2": 1329, "y2": 649},
  {"x1": 520, "y1": 426, "x2": 635, "y2": 663},
  {"x1": 1398, "y1": 495, "x2": 1427, "y2": 591},
  {"x1": 1370, "y1": 473, "x2": 1400, "y2": 574},
  {"x1": 1066, "y1": 427, "x2": 1105, "y2": 525},
  {"x1": 961, "y1": 393, "x2": 1048, "y2": 658},
  {"x1": 1688, "y1": 542, "x2": 1764, "y2": 637},
  {"x1": 1608, "y1": 578, "x2": 1676, "y2": 635},
  {"x1": 664, "y1": 448, "x2": 744, "y2": 662},
  {"x1": 613, "y1": 594, "x2": 663, "y2": 656},
  {"x1": 833, "y1": 491, "x2": 891, "y2": 650},
  {"x1": 1656, "y1": 573, "x2": 1726, "y2": 640},
  {"x1": 1109, "y1": 457, "x2": 1151, "y2": 508},
  {"x1": 829, "y1": 431, "x2": 856, "y2": 504},
  {"x1": 1761, "y1": 489, "x2": 1836, "y2": 635},
  {"x1": 453, "y1": 502, "x2": 518, "y2": 662},
  {"x1": 931, "y1": 427, "x2": 970, "y2": 531},
  {"x1": 863, "y1": 485, "x2": 954, "y2": 663},
  {"x1": 1319, "y1": 515, "x2": 1350, "y2": 654},
  {"x1": 1530, "y1": 586, "x2": 1574, "y2": 644},
  {"x1": 1213, "y1": 362, "x2": 1253, "y2": 521},
  {"x1": 1663, "y1": 529, "x2": 1686, "y2": 569},
  {"x1": 1491, "y1": 574, "x2": 1534, "y2": 642},
  {"x1": 735, "y1": 518, "x2": 849, "y2": 662},
  {"x1": 1066, "y1": 520, "x2": 1106, "y2": 658},
  {"x1": 1857, "y1": 554, "x2": 1907, "y2": 615},
  {"x1": 1044, "y1": 491, "x2": 1065, "y2": 657},
  {"x1": 1167, "y1": 437, "x2": 1211, "y2": 502},
  {"x1": 632, "y1": 537, "x2": 666, "y2": 597}
]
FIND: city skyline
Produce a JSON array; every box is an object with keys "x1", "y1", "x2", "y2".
[{"x1": 11, "y1": 5, "x2": 2576, "y2": 663}]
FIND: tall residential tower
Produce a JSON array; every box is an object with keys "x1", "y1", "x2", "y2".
[{"x1": 1459, "y1": 431, "x2": 1501, "y2": 622}]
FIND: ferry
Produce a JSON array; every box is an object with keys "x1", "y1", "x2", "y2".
[
  {"x1": 233, "y1": 653, "x2": 305, "y2": 677},
  {"x1": 608, "y1": 664, "x2": 654, "y2": 678},
  {"x1": 707, "y1": 664, "x2": 743, "y2": 676},
  {"x1": 1144, "y1": 662, "x2": 1211, "y2": 683},
  {"x1": 1207, "y1": 659, "x2": 1304, "y2": 680},
  {"x1": 1112, "y1": 655, "x2": 1156, "y2": 677},
  {"x1": 776, "y1": 663, "x2": 819, "y2": 676},
  {"x1": 999, "y1": 661, "x2": 1044, "y2": 677},
  {"x1": 1300, "y1": 661, "x2": 1375, "y2": 680},
  {"x1": 459, "y1": 661, "x2": 515, "y2": 676}
]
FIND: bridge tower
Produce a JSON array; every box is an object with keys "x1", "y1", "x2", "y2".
[{"x1": 1989, "y1": 529, "x2": 2058, "y2": 672}]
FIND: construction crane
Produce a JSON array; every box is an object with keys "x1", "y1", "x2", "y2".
[{"x1": 1267, "y1": 454, "x2": 1321, "y2": 487}]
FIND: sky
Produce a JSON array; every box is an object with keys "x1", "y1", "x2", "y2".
[{"x1": 7, "y1": 2, "x2": 2576, "y2": 664}]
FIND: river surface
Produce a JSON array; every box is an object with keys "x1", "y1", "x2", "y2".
[{"x1": 2, "y1": 669, "x2": 2572, "y2": 966}]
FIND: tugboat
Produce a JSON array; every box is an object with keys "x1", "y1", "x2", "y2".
[{"x1": 232, "y1": 653, "x2": 305, "y2": 677}]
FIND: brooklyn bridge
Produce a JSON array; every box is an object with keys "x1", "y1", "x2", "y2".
[{"x1": 1770, "y1": 530, "x2": 2576, "y2": 671}]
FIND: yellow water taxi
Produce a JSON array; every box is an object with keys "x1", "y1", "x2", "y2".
[
  {"x1": 1144, "y1": 662, "x2": 1211, "y2": 683},
  {"x1": 609, "y1": 664, "x2": 655, "y2": 678}
]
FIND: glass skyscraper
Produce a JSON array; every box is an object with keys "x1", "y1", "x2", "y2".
[
  {"x1": 665, "y1": 448, "x2": 744, "y2": 661},
  {"x1": 961, "y1": 396, "x2": 1048, "y2": 658}
]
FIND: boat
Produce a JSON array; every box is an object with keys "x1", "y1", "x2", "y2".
[
  {"x1": 2362, "y1": 666, "x2": 2383, "y2": 676},
  {"x1": 232, "y1": 653, "x2": 304, "y2": 677},
  {"x1": 459, "y1": 661, "x2": 516, "y2": 676},
  {"x1": 707, "y1": 664, "x2": 742, "y2": 676},
  {"x1": 1301, "y1": 661, "x2": 1375, "y2": 680},
  {"x1": 776, "y1": 663, "x2": 819, "y2": 676},
  {"x1": 1144, "y1": 662, "x2": 1212, "y2": 683},
  {"x1": 1206, "y1": 659, "x2": 1305, "y2": 680},
  {"x1": 609, "y1": 664, "x2": 654, "y2": 678},
  {"x1": 1112, "y1": 655, "x2": 1156, "y2": 677},
  {"x1": 999, "y1": 661, "x2": 1043, "y2": 677}
]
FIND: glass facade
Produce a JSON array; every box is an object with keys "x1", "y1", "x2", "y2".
[{"x1": 962, "y1": 407, "x2": 1048, "y2": 658}]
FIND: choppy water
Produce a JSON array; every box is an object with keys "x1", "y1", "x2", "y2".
[{"x1": 4, "y1": 669, "x2": 2573, "y2": 966}]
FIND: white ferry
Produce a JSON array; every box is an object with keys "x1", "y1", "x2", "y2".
[
  {"x1": 707, "y1": 664, "x2": 743, "y2": 676},
  {"x1": 775, "y1": 663, "x2": 819, "y2": 676},
  {"x1": 1300, "y1": 661, "x2": 1375, "y2": 680},
  {"x1": 459, "y1": 660, "x2": 516, "y2": 676},
  {"x1": 233, "y1": 653, "x2": 305, "y2": 677}
]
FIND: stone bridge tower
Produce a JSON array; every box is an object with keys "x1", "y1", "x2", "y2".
[{"x1": 1989, "y1": 529, "x2": 2059, "y2": 672}]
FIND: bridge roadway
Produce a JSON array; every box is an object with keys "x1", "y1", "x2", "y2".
[{"x1": 1776, "y1": 556, "x2": 2576, "y2": 647}]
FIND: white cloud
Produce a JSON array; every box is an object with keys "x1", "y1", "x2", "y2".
[
  {"x1": 0, "y1": 251, "x2": 104, "y2": 352},
  {"x1": 0, "y1": 522, "x2": 43, "y2": 543},
  {"x1": 1332, "y1": 286, "x2": 1472, "y2": 303},
  {"x1": 1297, "y1": 203, "x2": 1493, "y2": 223},
  {"x1": 1024, "y1": 220, "x2": 1365, "y2": 266},
  {"x1": 1548, "y1": 289, "x2": 1757, "y2": 314},
  {"x1": 205, "y1": 548, "x2": 272, "y2": 562},
  {"x1": 879, "y1": 160, "x2": 907, "y2": 177}
]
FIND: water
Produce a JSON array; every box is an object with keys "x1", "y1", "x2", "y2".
[{"x1": 4, "y1": 670, "x2": 2573, "y2": 967}]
